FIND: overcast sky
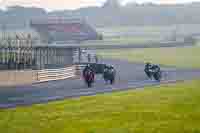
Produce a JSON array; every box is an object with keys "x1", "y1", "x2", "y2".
[{"x1": 0, "y1": 0, "x2": 200, "y2": 11}]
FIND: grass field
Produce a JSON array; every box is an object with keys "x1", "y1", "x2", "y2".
[
  {"x1": 85, "y1": 26, "x2": 169, "y2": 46},
  {"x1": 98, "y1": 46, "x2": 200, "y2": 69},
  {"x1": 96, "y1": 25, "x2": 173, "y2": 33},
  {"x1": 196, "y1": 40, "x2": 200, "y2": 46},
  {"x1": 0, "y1": 80, "x2": 200, "y2": 133},
  {"x1": 103, "y1": 37, "x2": 159, "y2": 44},
  {"x1": 81, "y1": 36, "x2": 160, "y2": 46}
]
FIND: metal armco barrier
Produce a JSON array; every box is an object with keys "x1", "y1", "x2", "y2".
[{"x1": 37, "y1": 66, "x2": 77, "y2": 82}]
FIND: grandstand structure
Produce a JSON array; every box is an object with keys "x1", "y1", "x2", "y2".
[
  {"x1": 0, "y1": 17, "x2": 101, "y2": 70},
  {"x1": 0, "y1": 33, "x2": 75, "y2": 70},
  {"x1": 30, "y1": 17, "x2": 99, "y2": 43}
]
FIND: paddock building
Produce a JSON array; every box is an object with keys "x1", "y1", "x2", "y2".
[{"x1": 0, "y1": 18, "x2": 99, "y2": 70}]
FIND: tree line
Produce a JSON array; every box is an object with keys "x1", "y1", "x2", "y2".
[{"x1": 1, "y1": 1, "x2": 200, "y2": 28}]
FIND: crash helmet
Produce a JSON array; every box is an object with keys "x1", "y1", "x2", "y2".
[
  {"x1": 86, "y1": 64, "x2": 91, "y2": 68},
  {"x1": 110, "y1": 65, "x2": 114, "y2": 69},
  {"x1": 146, "y1": 62, "x2": 151, "y2": 66}
]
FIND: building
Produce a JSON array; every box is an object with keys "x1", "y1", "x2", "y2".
[
  {"x1": 0, "y1": 18, "x2": 100, "y2": 70},
  {"x1": 30, "y1": 18, "x2": 99, "y2": 43}
]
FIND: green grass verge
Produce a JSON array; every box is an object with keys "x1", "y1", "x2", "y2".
[
  {"x1": 97, "y1": 26, "x2": 172, "y2": 33},
  {"x1": 105, "y1": 37, "x2": 159, "y2": 44},
  {"x1": 196, "y1": 41, "x2": 200, "y2": 46},
  {"x1": 98, "y1": 46, "x2": 200, "y2": 69},
  {"x1": 81, "y1": 36, "x2": 160, "y2": 46},
  {"x1": 0, "y1": 80, "x2": 200, "y2": 133}
]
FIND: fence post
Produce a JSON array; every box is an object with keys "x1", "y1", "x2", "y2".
[
  {"x1": 75, "y1": 65, "x2": 79, "y2": 77},
  {"x1": 36, "y1": 70, "x2": 39, "y2": 81}
]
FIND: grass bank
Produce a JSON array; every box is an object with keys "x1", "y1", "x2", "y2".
[
  {"x1": 98, "y1": 46, "x2": 200, "y2": 69},
  {"x1": 81, "y1": 37, "x2": 159, "y2": 46},
  {"x1": 1, "y1": 80, "x2": 200, "y2": 133}
]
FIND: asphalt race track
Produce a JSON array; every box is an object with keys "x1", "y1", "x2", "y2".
[{"x1": 0, "y1": 58, "x2": 200, "y2": 109}]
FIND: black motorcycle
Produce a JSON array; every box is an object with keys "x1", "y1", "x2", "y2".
[
  {"x1": 144, "y1": 64, "x2": 162, "y2": 82},
  {"x1": 103, "y1": 66, "x2": 116, "y2": 84},
  {"x1": 83, "y1": 66, "x2": 95, "y2": 87}
]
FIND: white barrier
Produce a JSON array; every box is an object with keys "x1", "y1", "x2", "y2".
[
  {"x1": 76, "y1": 65, "x2": 86, "y2": 70},
  {"x1": 37, "y1": 66, "x2": 77, "y2": 82}
]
